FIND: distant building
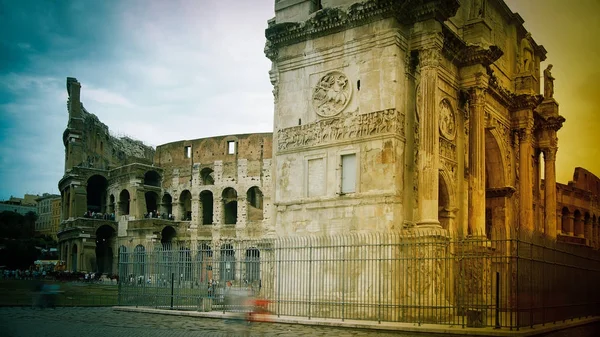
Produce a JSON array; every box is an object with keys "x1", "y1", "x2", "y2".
[
  {"x1": 51, "y1": 198, "x2": 61, "y2": 240},
  {"x1": 35, "y1": 194, "x2": 61, "y2": 237},
  {"x1": 0, "y1": 194, "x2": 38, "y2": 215}
]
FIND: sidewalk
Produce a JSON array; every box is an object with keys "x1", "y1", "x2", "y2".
[{"x1": 113, "y1": 306, "x2": 600, "y2": 336}]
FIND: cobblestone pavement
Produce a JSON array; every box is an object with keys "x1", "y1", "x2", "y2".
[{"x1": 0, "y1": 307, "x2": 450, "y2": 337}]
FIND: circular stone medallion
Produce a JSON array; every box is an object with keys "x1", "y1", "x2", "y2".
[
  {"x1": 439, "y1": 100, "x2": 456, "y2": 140},
  {"x1": 312, "y1": 71, "x2": 352, "y2": 117}
]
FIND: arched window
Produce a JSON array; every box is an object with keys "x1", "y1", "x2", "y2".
[
  {"x1": 201, "y1": 168, "x2": 215, "y2": 185},
  {"x1": 222, "y1": 188, "x2": 238, "y2": 225},
  {"x1": 246, "y1": 187, "x2": 263, "y2": 221},
  {"x1": 87, "y1": 175, "x2": 108, "y2": 213},
  {"x1": 180, "y1": 190, "x2": 192, "y2": 221},
  {"x1": 161, "y1": 194, "x2": 173, "y2": 219},
  {"x1": 144, "y1": 171, "x2": 161, "y2": 187},
  {"x1": 119, "y1": 189, "x2": 130, "y2": 216},
  {"x1": 200, "y1": 190, "x2": 214, "y2": 225},
  {"x1": 220, "y1": 244, "x2": 235, "y2": 281},
  {"x1": 145, "y1": 191, "x2": 158, "y2": 215},
  {"x1": 245, "y1": 248, "x2": 260, "y2": 282}
]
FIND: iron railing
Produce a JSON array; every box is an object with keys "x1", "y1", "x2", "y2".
[{"x1": 117, "y1": 228, "x2": 600, "y2": 329}]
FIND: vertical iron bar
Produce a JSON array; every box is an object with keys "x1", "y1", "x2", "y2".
[
  {"x1": 170, "y1": 272, "x2": 174, "y2": 309},
  {"x1": 495, "y1": 271, "x2": 500, "y2": 329},
  {"x1": 308, "y1": 244, "x2": 312, "y2": 320}
]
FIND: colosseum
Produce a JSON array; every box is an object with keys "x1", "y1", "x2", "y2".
[{"x1": 58, "y1": 77, "x2": 273, "y2": 274}]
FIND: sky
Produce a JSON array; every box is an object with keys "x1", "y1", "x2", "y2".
[{"x1": 0, "y1": 0, "x2": 598, "y2": 200}]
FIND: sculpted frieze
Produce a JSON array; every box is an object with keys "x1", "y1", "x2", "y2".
[
  {"x1": 277, "y1": 109, "x2": 404, "y2": 152},
  {"x1": 440, "y1": 137, "x2": 457, "y2": 161}
]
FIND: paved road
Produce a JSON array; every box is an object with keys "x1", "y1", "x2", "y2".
[
  {"x1": 0, "y1": 307, "x2": 449, "y2": 337},
  {"x1": 1, "y1": 307, "x2": 598, "y2": 337}
]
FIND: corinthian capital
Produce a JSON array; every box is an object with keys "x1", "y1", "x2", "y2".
[
  {"x1": 419, "y1": 47, "x2": 441, "y2": 68},
  {"x1": 542, "y1": 147, "x2": 557, "y2": 162}
]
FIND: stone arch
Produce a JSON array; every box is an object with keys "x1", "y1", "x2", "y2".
[
  {"x1": 118, "y1": 245, "x2": 128, "y2": 279},
  {"x1": 197, "y1": 243, "x2": 213, "y2": 283},
  {"x1": 119, "y1": 189, "x2": 130, "y2": 216},
  {"x1": 161, "y1": 193, "x2": 173, "y2": 217},
  {"x1": 87, "y1": 175, "x2": 108, "y2": 213},
  {"x1": 245, "y1": 248, "x2": 260, "y2": 282},
  {"x1": 438, "y1": 170, "x2": 456, "y2": 233},
  {"x1": 71, "y1": 244, "x2": 78, "y2": 272},
  {"x1": 145, "y1": 191, "x2": 159, "y2": 215},
  {"x1": 485, "y1": 128, "x2": 509, "y2": 239},
  {"x1": 200, "y1": 168, "x2": 215, "y2": 185},
  {"x1": 179, "y1": 190, "x2": 192, "y2": 221},
  {"x1": 222, "y1": 188, "x2": 238, "y2": 225},
  {"x1": 220, "y1": 243, "x2": 235, "y2": 281},
  {"x1": 96, "y1": 225, "x2": 116, "y2": 274},
  {"x1": 108, "y1": 194, "x2": 115, "y2": 215},
  {"x1": 144, "y1": 170, "x2": 161, "y2": 187},
  {"x1": 574, "y1": 210, "x2": 583, "y2": 237},
  {"x1": 584, "y1": 212, "x2": 592, "y2": 240},
  {"x1": 161, "y1": 226, "x2": 176, "y2": 249},
  {"x1": 246, "y1": 186, "x2": 264, "y2": 221},
  {"x1": 200, "y1": 190, "x2": 214, "y2": 225},
  {"x1": 134, "y1": 244, "x2": 146, "y2": 277}
]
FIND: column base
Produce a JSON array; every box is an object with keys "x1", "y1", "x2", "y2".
[{"x1": 416, "y1": 219, "x2": 441, "y2": 228}]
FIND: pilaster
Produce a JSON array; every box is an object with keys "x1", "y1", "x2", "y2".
[{"x1": 468, "y1": 84, "x2": 487, "y2": 237}]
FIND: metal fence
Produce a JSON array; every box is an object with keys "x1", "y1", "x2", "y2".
[{"x1": 117, "y1": 228, "x2": 600, "y2": 329}]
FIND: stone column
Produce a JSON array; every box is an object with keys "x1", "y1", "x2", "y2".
[
  {"x1": 468, "y1": 86, "x2": 487, "y2": 237},
  {"x1": 518, "y1": 127, "x2": 534, "y2": 232},
  {"x1": 575, "y1": 216, "x2": 584, "y2": 238},
  {"x1": 543, "y1": 148, "x2": 557, "y2": 238},
  {"x1": 416, "y1": 46, "x2": 442, "y2": 227},
  {"x1": 556, "y1": 212, "x2": 562, "y2": 235}
]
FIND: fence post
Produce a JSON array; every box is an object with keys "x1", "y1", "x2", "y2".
[
  {"x1": 170, "y1": 272, "x2": 174, "y2": 309},
  {"x1": 495, "y1": 271, "x2": 500, "y2": 329},
  {"x1": 308, "y1": 244, "x2": 312, "y2": 320}
]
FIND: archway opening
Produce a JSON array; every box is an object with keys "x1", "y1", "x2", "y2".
[
  {"x1": 71, "y1": 244, "x2": 78, "y2": 272},
  {"x1": 222, "y1": 188, "x2": 238, "y2": 225},
  {"x1": 145, "y1": 191, "x2": 158, "y2": 216},
  {"x1": 245, "y1": 248, "x2": 260, "y2": 282},
  {"x1": 201, "y1": 168, "x2": 215, "y2": 185},
  {"x1": 95, "y1": 225, "x2": 116, "y2": 274},
  {"x1": 161, "y1": 226, "x2": 176, "y2": 250},
  {"x1": 87, "y1": 175, "x2": 108, "y2": 213},
  {"x1": 484, "y1": 130, "x2": 507, "y2": 240},
  {"x1": 180, "y1": 190, "x2": 192, "y2": 221},
  {"x1": 109, "y1": 194, "x2": 115, "y2": 216},
  {"x1": 144, "y1": 171, "x2": 161, "y2": 187},
  {"x1": 574, "y1": 210, "x2": 583, "y2": 237},
  {"x1": 438, "y1": 174, "x2": 451, "y2": 231},
  {"x1": 220, "y1": 243, "x2": 235, "y2": 281},
  {"x1": 119, "y1": 189, "x2": 130, "y2": 216},
  {"x1": 200, "y1": 190, "x2": 213, "y2": 225},
  {"x1": 161, "y1": 194, "x2": 173, "y2": 218},
  {"x1": 561, "y1": 207, "x2": 570, "y2": 235},
  {"x1": 246, "y1": 187, "x2": 263, "y2": 221}
]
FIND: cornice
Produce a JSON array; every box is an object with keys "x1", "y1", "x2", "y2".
[
  {"x1": 265, "y1": 0, "x2": 460, "y2": 59},
  {"x1": 486, "y1": 186, "x2": 516, "y2": 198},
  {"x1": 512, "y1": 94, "x2": 544, "y2": 111},
  {"x1": 535, "y1": 114, "x2": 566, "y2": 132},
  {"x1": 458, "y1": 45, "x2": 503, "y2": 68}
]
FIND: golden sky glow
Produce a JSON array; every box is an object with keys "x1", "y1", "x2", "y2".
[{"x1": 505, "y1": 0, "x2": 600, "y2": 184}]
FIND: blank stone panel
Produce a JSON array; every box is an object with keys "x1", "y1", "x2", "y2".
[{"x1": 308, "y1": 158, "x2": 325, "y2": 197}]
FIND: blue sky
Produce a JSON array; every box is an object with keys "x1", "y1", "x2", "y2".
[{"x1": 0, "y1": 0, "x2": 598, "y2": 200}]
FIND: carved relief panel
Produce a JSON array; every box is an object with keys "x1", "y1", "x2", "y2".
[{"x1": 312, "y1": 71, "x2": 352, "y2": 118}]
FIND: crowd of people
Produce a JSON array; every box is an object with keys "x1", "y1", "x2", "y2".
[
  {"x1": 144, "y1": 210, "x2": 175, "y2": 220},
  {"x1": 83, "y1": 211, "x2": 115, "y2": 220}
]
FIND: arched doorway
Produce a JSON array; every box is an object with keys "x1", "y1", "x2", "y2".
[
  {"x1": 161, "y1": 194, "x2": 173, "y2": 218},
  {"x1": 119, "y1": 189, "x2": 130, "y2": 216},
  {"x1": 145, "y1": 191, "x2": 158, "y2": 216},
  {"x1": 485, "y1": 129, "x2": 508, "y2": 240},
  {"x1": 246, "y1": 187, "x2": 264, "y2": 221},
  {"x1": 87, "y1": 175, "x2": 108, "y2": 213},
  {"x1": 179, "y1": 190, "x2": 192, "y2": 221},
  {"x1": 220, "y1": 243, "x2": 235, "y2": 281},
  {"x1": 222, "y1": 188, "x2": 238, "y2": 225},
  {"x1": 200, "y1": 190, "x2": 213, "y2": 225},
  {"x1": 96, "y1": 225, "x2": 116, "y2": 274},
  {"x1": 71, "y1": 244, "x2": 78, "y2": 272},
  {"x1": 144, "y1": 171, "x2": 161, "y2": 187},
  {"x1": 161, "y1": 226, "x2": 176, "y2": 250}
]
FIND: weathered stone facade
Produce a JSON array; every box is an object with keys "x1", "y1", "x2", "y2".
[{"x1": 57, "y1": 78, "x2": 272, "y2": 274}]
